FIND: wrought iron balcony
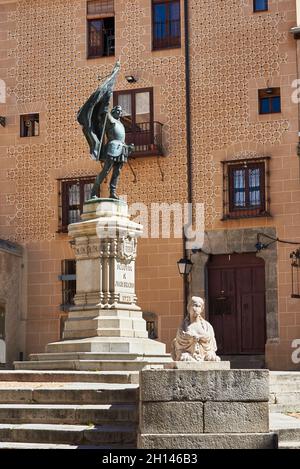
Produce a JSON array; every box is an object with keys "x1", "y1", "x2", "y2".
[{"x1": 127, "y1": 121, "x2": 164, "y2": 157}]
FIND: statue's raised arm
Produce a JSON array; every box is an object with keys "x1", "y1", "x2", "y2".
[
  {"x1": 77, "y1": 61, "x2": 133, "y2": 199},
  {"x1": 77, "y1": 60, "x2": 121, "y2": 162}
]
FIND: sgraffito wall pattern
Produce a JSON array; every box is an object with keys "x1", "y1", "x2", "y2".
[{"x1": 0, "y1": 0, "x2": 299, "y2": 367}]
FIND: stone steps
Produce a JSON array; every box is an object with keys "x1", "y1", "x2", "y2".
[
  {"x1": 278, "y1": 441, "x2": 300, "y2": 450},
  {"x1": 270, "y1": 412, "x2": 300, "y2": 449},
  {"x1": 14, "y1": 359, "x2": 168, "y2": 372},
  {"x1": 45, "y1": 337, "x2": 168, "y2": 355},
  {"x1": 28, "y1": 352, "x2": 165, "y2": 361},
  {"x1": 269, "y1": 372, "x2": 300, "y2": 413},
  {"x1": 270, "y1": 403, "x2": 300, "y2": 413},
  {"x1": 64, "y1": 328, "x2": 148, "y2": 340},
  {"x1": 0, "y1": 442, "x2": 135, "y2": 449},
  {"x1": 220, "y1": 355, "x2": 265, "y2": 369},
  {"x1": 64, "y1": 317, "x2": 147, "y2": 334},
  {"x1": 0, "y1": 373, "x2": 139, "y2": 448},
  {"x1": 270, "y1": 392, "x2": 300, "y2": 412},
  {"x1": 0, "y1": 370, "x2": 139, "y2": 384},
  {"x1": 0, "y1": 383, "x2": 138, "y2": 404},
  {"x1": 0, "y1": 403, "x2": 138, "y2": 425},
  {"x1": 0, "y1": 423, "x2": 137, "y2": 445}
]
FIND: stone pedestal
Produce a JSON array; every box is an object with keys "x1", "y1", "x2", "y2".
[
  {"x1": 14, "y1": 199, "x2": 171, "y2": 371},
  {"x1": 138, "y1": 368, "x2": 277, "y2": 449},
  {"x1": 63, "y1": 199, "x2": 145, "y2": 340},
  {"x1": 49, "y1": 198, "x2": 170, "y2": 359}
]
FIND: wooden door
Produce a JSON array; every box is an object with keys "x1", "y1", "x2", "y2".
[{"x1": 207, "y1": 253, "x2": 266, "y2": 355}]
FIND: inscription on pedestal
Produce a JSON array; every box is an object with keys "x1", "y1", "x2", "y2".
[
  {"x1": 115, "y1": 262, "x2": 135, "y2": 290},
  {"x1": 115, "y1": 261, "x2": 135, "y2": 304}
]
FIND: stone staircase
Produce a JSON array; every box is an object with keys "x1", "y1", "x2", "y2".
[
  {"x1": 270, "y1": 413, "x2": 300, "y2": 450},
  {"x1": 0, "y1": 370, "x2": 139, "y2": 449},
  {"x1": 269, "y1": 371, "x2": 300, "y2": 413}
]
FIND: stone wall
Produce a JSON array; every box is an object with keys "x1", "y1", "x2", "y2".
[
  {"x1": 0, "y1": 0, "x2": 299, "y2": 367},
  {"x1": 138, "y1": 368, "x2": 277, "y2": 449},
  {"x1": 0, "y1": 240, "x2": 25, "y2": 366}
]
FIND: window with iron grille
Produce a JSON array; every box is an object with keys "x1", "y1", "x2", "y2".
[
  {"x1": 59, "y1": 259, "x2": 76, "y2": 312},
  {"x1": 258, "y1": 88, "x2": 281, "y2": 114},
  {"x1": 87, "y1": 0, "x2": 115, "y2": 58},
  {"x1": 143, "y1": 312, "x2": 158, "y2": 339},
  {"x1": 253, "y1": 0, "x2": 268, "y2": 12},
  {"x1": 113, "y1": 88, "x2": 163, "y2": 156},
  {"x1": 58, "y1": 176, "x2": 95, "y2": 233},
  {"x1": 152, "y1": 0, "x2": 181, "y2": 50},
  {"x1": 222, "y1": 158, "x2": 270, "y2": 220},
  {"x1": 20, "y1": 114, "x2": 39, "y2": 137}
]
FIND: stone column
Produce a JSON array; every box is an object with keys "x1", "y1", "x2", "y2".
[{"x1": 48, "y1": 198, "x2": 169, "y2": 359}]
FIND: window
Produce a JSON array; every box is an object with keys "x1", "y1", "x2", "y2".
[
  {"x1": 114, "y1": 88, "x2": 163, "y2": 156},
  {"x1": 253, "y1": 0, "x2": 268, "y2": 12},
  {"x1": 152, "y1": 0, "x2": 181, "y2": 50},
  {"x1": 59, "y1": 260, "x2": 76, "y2": 312},
  {"x1": 20, "y1": 114, "x2": 39, "y2": 137},
  {"x1": 87, "y1": 0, "x2": 115, "y2": 58},
  {"x1": 258, "y1": 88, "x2": 281, "y2": 114},
  {"x1": 222, "y1": 158, "x2": 270, "y2": 219},
  {"x1": 59, "y1": 176, "x2": 95, "y2": 232},
  {"x1": 143, "y1": 312, "x2": 158, "y2": 339}
]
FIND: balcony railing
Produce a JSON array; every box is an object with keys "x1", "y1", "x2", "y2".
[
  {"x1": 126, "y1": 121, "x2": 164, "y2": 157},
  {"x1": 153, "y1": 19, "x2": 181, "y2": 49}
]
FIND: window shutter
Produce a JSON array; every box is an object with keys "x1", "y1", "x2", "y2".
[{"x1": 87, "y1": 0, "x2": 114, "y2": 16}]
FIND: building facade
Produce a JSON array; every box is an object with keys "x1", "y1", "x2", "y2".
[{"x1": 0, "y1": 0, "x2": 299, "y2": 370}]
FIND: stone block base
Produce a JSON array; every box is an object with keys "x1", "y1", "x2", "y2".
[
  {"x1": 138, "y1": 368, "x2": 275, "y2": 449},
  {"x1": 138, "y1": 433, "x2": 277, "y2": 449}
]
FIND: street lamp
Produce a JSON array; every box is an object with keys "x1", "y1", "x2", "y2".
[{"x1": 177, "y1": 258, "x2": 193, "y2": 276}]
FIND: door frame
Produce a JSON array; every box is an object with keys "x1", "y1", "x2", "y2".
[
  {"x1": 207, "y1": 253, "x2": 266, "y2": 355},
  {"x1": 190, "y1": 227, "x2": 279, "y2": 346}
]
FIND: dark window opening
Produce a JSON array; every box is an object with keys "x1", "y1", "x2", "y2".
[
  {"x1": 152, "y1": 0, "x2": 181, "y2": 50},
  {"x1": 253, "y1": 0, "x2": 268, "y2": 12},
  {"x1": 20, "y1": 114, "x2": 39, "y2": 138},
  {"x1": 222, "y1": 158, "x2": 270, "y2": 220},
  {"x1": 143, "y1": 312, "x2": 158, "y2": 339},
  {"x1": 87, "y1": 0, "x2": 115, "y2": 58},
  {"x1": 60, "y1": 259, "x2": 76, "y2": 312},
  {"x1": 114, "y1": 88, "x2": 163, "y2": 156},
  {"x1": 58, "y1": 176, "x2": 95, "y2": 233},
  {"x1": 259, "y1": 88, "x2": 281, "y2": 114}
]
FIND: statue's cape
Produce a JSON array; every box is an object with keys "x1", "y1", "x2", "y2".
[{"x1": 77, "y1": 61, "x2": 120, "y2": 161}]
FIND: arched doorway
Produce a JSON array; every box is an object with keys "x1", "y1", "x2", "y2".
[{"x1": 207, "y1": 253, "x2": 266, "y2": 355}]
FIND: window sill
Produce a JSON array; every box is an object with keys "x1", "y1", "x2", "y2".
[
  {"x1": 259, "y1": 111, "x2": 281, "y2": 116},
  {"x1": 152, "y1": 44, "x2": 181, "y2": 52},
  {"x1": 221, "y1": 211, "x2": 272, "y2": 221},
  {"x1": 87, "y1": 55, "x2": 115, "y2": 60}
]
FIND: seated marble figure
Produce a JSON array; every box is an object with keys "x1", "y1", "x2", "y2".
[{"x1": 171, "y1": 296, "x2": 220, "y2": 362}]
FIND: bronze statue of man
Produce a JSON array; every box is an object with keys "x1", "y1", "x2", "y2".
[{"x1": 77, "y1": 62, "x2": 133, "y2": 199}]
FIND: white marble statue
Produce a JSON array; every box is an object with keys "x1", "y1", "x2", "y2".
[{"x1": 171, "y1": 296, "x2": 221, "y2": 362}]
